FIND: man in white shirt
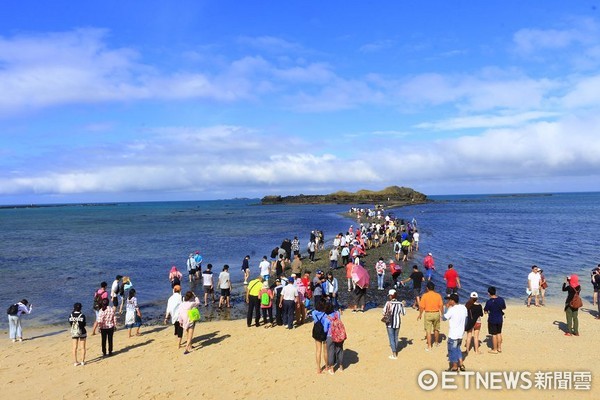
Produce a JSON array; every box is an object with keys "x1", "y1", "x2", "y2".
[
  {"x1": 279, "y1": 280, "x2": 298, "y2": 329},
  {"x1": 412, "y1": 230, "x2": 420, "y2": 251},
  {"x1": 444, "y1": 294, "x2": 467, "y2": 372},
  {"x1": 218, "y1": 265, "x2": 232, "y2": 308},
  {"x1": 259, "y1": 256, "x2": 271, "y2": 280},
  {"x1": 527, "y1": 265, "x2": 541, "y2": 307}
]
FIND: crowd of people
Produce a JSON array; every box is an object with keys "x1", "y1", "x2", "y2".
[{"x1": 6, "y1": 211, "x2": 598, "y2": 373}]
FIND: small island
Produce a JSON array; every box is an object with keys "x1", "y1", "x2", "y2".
[{"x1": 261, "y1": 186, "x2": 428, "y2": 206}]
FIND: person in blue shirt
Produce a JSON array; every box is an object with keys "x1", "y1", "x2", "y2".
[
  {"x1": 483, "y1": 286, "x2": 506, "y2": 354},
  {"x1": 194, "y1": 251, "x2": 203, "y2": 281}
]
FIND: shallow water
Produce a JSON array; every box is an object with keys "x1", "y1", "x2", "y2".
[{"x1": 1, "y1": 192, "x2": 598, "y2": 328}]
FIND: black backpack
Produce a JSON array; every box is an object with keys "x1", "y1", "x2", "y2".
[
  {"x1": 93, "y1": 292, "x2": 103, "y2": 311},
  {"x1": 312, "y1": 315, "x2": 327, "y2": 341},
  {"x1": 7, "y1": 303, "x2": 19, "y2": 316}
]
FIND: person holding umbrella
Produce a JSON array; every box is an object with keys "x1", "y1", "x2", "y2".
[{"x1": 351, "y1": 263, "x2": 370, "y2": 313}]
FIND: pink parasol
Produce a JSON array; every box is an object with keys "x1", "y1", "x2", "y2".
[{"x1": 351, "y1": 264, "x2": 370, "y2": 288}]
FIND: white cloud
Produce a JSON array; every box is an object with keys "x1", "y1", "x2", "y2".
[
  {"x1": 415, "y1": 111, "x2": 560, "y2": 130},
  {"x1": 2, "y1": 113, "x2": 600, "y2": 199}
]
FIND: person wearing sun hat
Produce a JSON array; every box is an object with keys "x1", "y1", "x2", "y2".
[{"x1": 562, "y1": 274, "x2": 581, "y2": 336}]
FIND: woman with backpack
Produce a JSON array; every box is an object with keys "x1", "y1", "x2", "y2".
[
  {"x1": 69, "y1": 302, "x2": 86, "y2": 366},
  {"x1": 325, "y1": 302, "x2": 346, "y2": 374},
  {"x1": 259, "y1": 282, "x2": 275, "y2": 327},
  {"x1": 382, "y1": 289, "x2": 405, "y2": 360},
  {"x1": 311, "y1": 299, "x2": 330, "y2": 374},
  {"x1": 91, "y1": 282, "x2": 108, "y2": 335},
  {"x1": 562, "y1": 274, "x2": 582, "y2": 336},
  {"x1": 7, "y1": 299, "x2": 32, "y2": 342}
]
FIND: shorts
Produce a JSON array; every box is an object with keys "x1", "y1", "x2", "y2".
[
  {"x1": 220, "y1": 288, "x2": 231, "y2": 297},
  {"x1": 189, "y1": 269, "x2": 196, "y2": 275},
  {"x1": 425, "y1": 268, "x2": 433, "y2": 280},
  {"x1": 412, "y1": 288, "x2": 421, "y2": 298},
  {"x1": 424, "y1": 312, "x2": 440, "y2": 333},
  {"x1": 446, "y1": 287, "x2": 458, "y2": 296},
  {"x1": 488, "y1": 322, "x2": 503, "y2": 335},
  {"x1": 530, "y1": 288, "x2": 540, "y2": 296},
  {"x1": 173, "y1": 321, "x2": 183, "y2": 338},
  {"x1": 204, "y1": 286, "x2": 214, "y2": 294},
  {"x1": 112, "y1": 297, "x2": 119, "y2": 307}
]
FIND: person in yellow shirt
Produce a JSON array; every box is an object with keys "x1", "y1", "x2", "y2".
[
  {"x1": 417, "y1": 281, "x2": 443, "y2": 351},
  {"x1": 246, "y1": 277, "x2": 264, "y2": 328}
]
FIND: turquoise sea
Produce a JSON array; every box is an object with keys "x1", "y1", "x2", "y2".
[{"x1": 1, "y1": 192, "x2": 598, "y2": 327}]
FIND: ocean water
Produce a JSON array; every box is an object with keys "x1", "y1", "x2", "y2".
[
  {"x1": 396, "y1": 192, "x2": 599, "y2": 305},
  {"x1": 0, "y1": 200, "x2": 353, "y2": 326},
  {"x1": 1, "y1": 192, "x2": 598, "y2": 327}
]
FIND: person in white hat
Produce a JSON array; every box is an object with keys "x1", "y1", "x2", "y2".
[
  {"x1": 463, "y1": 292, "x2": 484, "y2": 354},
  {"x1": 382, "y1": 289, "x2": 406, "y2": 360}
]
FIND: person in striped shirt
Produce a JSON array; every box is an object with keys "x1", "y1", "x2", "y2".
[{"x1": 382, "y1": 289, "x2": 406, "y2": 359}]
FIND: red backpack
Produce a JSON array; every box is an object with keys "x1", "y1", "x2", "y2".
[{"x1": 328, "y1": 313, "x2": 347, "y2": 343}]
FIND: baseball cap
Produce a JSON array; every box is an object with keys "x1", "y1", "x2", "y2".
[
  {"x1": 470, "y1": 292, "x2": 478, "y2": 298},
  {"x1": 388, "y1": 289, "x2": 396, "y2": 296},
  {"x1": 428, "y1": 252, "x2": 432, "y2": 256}
]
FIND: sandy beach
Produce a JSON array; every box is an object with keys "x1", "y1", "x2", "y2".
[{"x1": 2, "y1": 300, "x2": 598, "y2": 400}]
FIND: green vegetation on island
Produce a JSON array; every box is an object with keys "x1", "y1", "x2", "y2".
[{"x1": 261, "y1": 186, "x2": 428, "y2": 206}]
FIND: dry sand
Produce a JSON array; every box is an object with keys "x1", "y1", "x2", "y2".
[{"x1": 1, "y1": 301, "x2": 598, "y2": 399}]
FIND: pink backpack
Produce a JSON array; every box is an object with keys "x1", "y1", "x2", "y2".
[{"x1": 328, "y1": 313, "x2": 347, "y2": 343}]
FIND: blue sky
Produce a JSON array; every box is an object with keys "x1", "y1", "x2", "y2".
[{"x1": 2, "y1": 1, "x2": 600, "y2": 204}]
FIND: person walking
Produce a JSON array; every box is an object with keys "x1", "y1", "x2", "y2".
[
  {"x1": 169, "y1": 266, "x2": 183, "y2": 289},
  {"x1": 7, "y1": 299, "x2": 32, "y2": 342},
  {"x1": 202, "y1": 264, "x2": 216, "y2": 306},
  {"x1": 311, "y1": 299, "x2": 330, "y2": 374},
  {"x1": 382, "y1": 289, "x2": 406, "y2": 359},
  {"x1": 401, "y1": 265, "x2": 424, "y2": 309},
  {"x1": 562, "y1": 274, "x2": 582, "y2": 336},
  {"x1": 241, "y1": 255, "x2": 250, "y2": 285},
  {"x1": 178, "y1": 291, "x2": 201, "y2": 354},
  {"x1": 444, "y1": 294, "x2": 468, "y2": 371},
  {"x1": 164, "y1": 285, "x2": 184, "y2": 348},
  {"x1": 464, "y1": 292, "x2": 484, "y2": 354},
  {"x1": 423, "y1": 253, "x2": 435, "y2": 281},
  {"x1": 484, "y1": 286, "x2": 506, "y2": 354},
  {"x1": 417, "y1": 281, "x2": 443, "y2": 351},
  {"x1": 97, "y1": 298, "x2": 117, "y2": 357},
  {"x1": 69, "y1": 302, "x2": 87, "y2": 366},
  {"x1": 443, "y1": 264, "x2": 461, "y2": 297}
]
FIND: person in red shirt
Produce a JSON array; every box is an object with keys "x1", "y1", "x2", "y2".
[
  {"x1": 443, "y1": 264, "x2": 461, "y2": 296},
  {"x1": 423, "y1": 253, "x2": 435, "y2": 281}
]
